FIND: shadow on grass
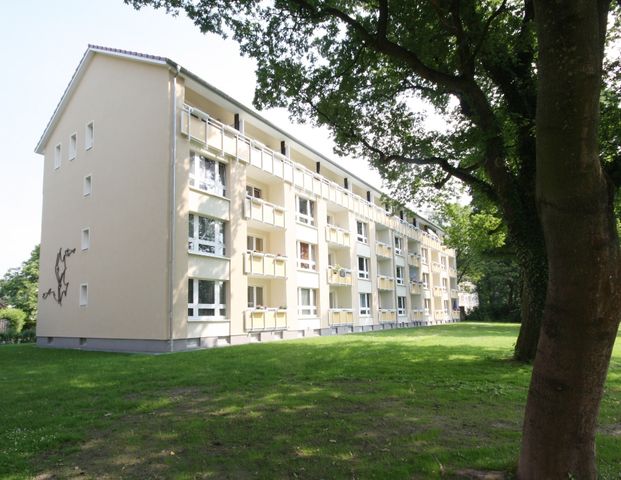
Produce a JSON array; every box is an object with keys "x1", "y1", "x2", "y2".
[{"x1": 1, "y1": 324, "x2": 619, "y2": 479}]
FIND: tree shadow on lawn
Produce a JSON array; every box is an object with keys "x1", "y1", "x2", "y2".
[{"x1": 28, "y1": 338, "x2": 529, "y2": 479}]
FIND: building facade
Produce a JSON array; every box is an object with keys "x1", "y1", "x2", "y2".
[{"x1": 34, "y1": 46, "x2": 459, "y2": 353}]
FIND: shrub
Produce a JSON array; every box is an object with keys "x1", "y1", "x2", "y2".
[{"x1": 0, "y1": 308, "x2": 27, "y2": 333}]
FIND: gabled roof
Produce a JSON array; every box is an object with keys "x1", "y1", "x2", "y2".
[{"x1": 34, "y1": 45, "x2": 168, "y2": 154}]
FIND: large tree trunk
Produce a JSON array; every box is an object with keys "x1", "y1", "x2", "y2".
[
  {"x1": 518, "y1": 0, "x2": 621, "y2": 477},
  {"x1": 514, "y1": 234, "x2": 547, "y2": 362}
]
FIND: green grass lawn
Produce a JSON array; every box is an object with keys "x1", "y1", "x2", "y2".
[{"x1": 1, "y1": 323, "x2": 620, "y2": 479}]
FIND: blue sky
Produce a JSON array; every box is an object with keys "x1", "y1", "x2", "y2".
[{"x1": 0, "y1": 0, "x2": 383, "y2": 275}]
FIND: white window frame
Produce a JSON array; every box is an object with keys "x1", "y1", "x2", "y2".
[
  {"x1": 297, "y1": 241, "x2": 316, "y2": 270},
  {"x1": 442, "y1": 278, "x2": 448, "y2": 289},
  {"x1": 83, "y1": 175, "x2": 92, "y2": 196},
  {"x1": 296, "y1": 196, "x2": 315, "y2": 226},
  {"x1": 245, "y1": 184, "x2": 262, "y2": 199},
  {"x1": 189, "y1": 152, "x2": 227, "y2": 197},
  {"x1": 246, "y1": 234, "x2": 264, "y2": 252},
  {"x1": 298, "y1": 288, "x2": 317, "y2": 317},
  {"x1": 394, "y1": 236, "x2": 403, "y2": 255},
  {"x1": 359, "y1": 293, "x2": 371, "y2": 316},
  {"x1": 85, "y1": 121, "x2": 94, "y2": 150},
  {"x1": 79, "y1": 284, "x2": 88, "y2": 307},
  {"x1": 247, "y1": 285, "x2": 264, "y2": 308},
  {"x1": 396, "y1": 266, "x2": 404, "y2": 285},
  {"x1": 54, "y1": 143, "x2": 61, "y2": 170},
  {"x1": 69, "y1": 133, "x2": 77, "y2": 160},
  {"x1": 81, "y1": 228, "x2": 90, "y2": 251},
  {"x1": 356, "y1": 221, "x2": 368, "y2": 244},
  {"x1": 188, "y1": 213, "x2": 226, "y2": 256},
  {"x1": 397, "y1": 296, "x2": 407, "y2": 316},
  {"x1": 187, "y1": 278, "x2": 227, "y2": 320},
  {"x1": 357, "y1": 256, "x2": 370, "y2": 279},
  {"x1": 421, "y1": 248, "x2": 429, "y2": 264},
  {"x1": 422, "y1": 273, "x2": 430, "y2": 288},
  {"x1": 424, "y1": 298, "x2": 431, "y2": 312}
]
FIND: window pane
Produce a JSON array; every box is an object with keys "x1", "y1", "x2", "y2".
[
  {"x1": 188, "y1": 308, "x2": 193, "y2": 317},
  {"x1": 217, "y1": 221, "x2": 224, "y2": 244},
  {"x1": 256, "y1": 238, "x2": 263, "y2": 252},
  {"x1": 248, "y1": 286, "x2": 254, "y2": 307},
  {"x1": 219, "y1": 282, "x2": 226, "y2": 304},
  {"x1": 219, "y1": 163, "x2": 226, "y2": 190},
  {"x1": 300, "y1": 243, "x2": 309, "y2": 260},
  {"x1": 247, "y1": 236, "x2": 253, "y2": 251},
  {"x1": 246, "y1": 185, "x2": 253, "y2": 196},
  {"x1": 309, "y1": 200, "x2": 314, "y2": 217},
  {"x1": 199, "y1": 217, "x2": 215, "y2": 241},
  {"x1": 189, "y1": 214, "x2": 194, "y2": 238},
  {"x1": 199, "y1": 280, "x2": 214, "y2": 304},
  {"x1": 298, "y1": 198, "x2": 308, "y2": 215},
  {"x1": 199, "y1": 244, "x2": 215, "y2": 254},
  {"x1": 188, "y1": 279, "x2": 194, "y2": 303},
  {"x1": 199, "y1": 308, "x2": 214, "y2": 316},
  {"x1": 301, "y1": 289, "x2": 310, "y2": 305},
  {"x1": 256, "y1": 287, "x2": 263, "y2": 306}
]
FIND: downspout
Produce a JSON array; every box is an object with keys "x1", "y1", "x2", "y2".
[{"x1": 169, "y1": 64, "x2": 181, "y2": 353}]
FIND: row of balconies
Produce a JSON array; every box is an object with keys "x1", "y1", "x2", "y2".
[
  {"x1": 242, "y1": 252, "x2": 457, "y2": 295},
  {"x1": 182, "y1": 104, "x2": 447, "y2": 249}
]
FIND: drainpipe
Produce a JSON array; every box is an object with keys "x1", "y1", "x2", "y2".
[{"x1": 169, "y1": 64, "x2": 181, "y2": 353}]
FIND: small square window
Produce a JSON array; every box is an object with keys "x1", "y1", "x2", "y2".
[
  {"x1": 83, "y1": 175, "x2": 92, "y2": 196},
  {"x1": 85, "y1": 121, "x2": 94, "y2": 150},
  {"x1": 79, "y1": 284, "x2": 88, "y2": 306},
  {"x1": 54, "y1": 144, "x2": 61, "y2": 170},
  {"x1": 81, "y1": 228, "x2": 90, "y2": 251},
  {"x1": 69, "y1": 133, "x2": 77, "y2": 160}
]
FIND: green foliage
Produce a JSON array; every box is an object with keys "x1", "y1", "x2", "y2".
[
  {"x1": 0, "y1": 328, "x2": 35, "y2": 344},
  {"x1": 0, "y1": 307, "x2": 27, "y2": 333},
  {"x1": 0, "y1": 245, "x2": 39, "y2": 328}
]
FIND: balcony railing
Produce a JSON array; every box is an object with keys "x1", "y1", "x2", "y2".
[
  {"x1": 325, "y1": 224, "x2": 351, "y2": 247},
  {"x1": 328, "y1": 308, "x2": 354, "y2": 326},
  {"x1": 410, "y1": 308, "x2": 425, "y2": 319},
  {"x1": 410, "y1": 282, "x2": 423, "y2": 294},
  {"x1": 244, "y1": 308, "x2": 288, "y2": 331},
  {"x1": 434, "y1": 309, "x2": 450, "y2": 321},
  {"x1": 432, "y1": 261, "x2": 442, "y2": 273},
  {"x1": 452, "y1": 309, "x2": 461, "y2": 320},
  {"x1": 408, "y1": 253, "x2": 420, "y2": 267},
  {"x1": 244, "y1": 252, "x2": 287, "y2": 277},
  {"x1": 376, "y1": 241, "x2": 393, "y2": 258},
  {"x1": 449, "y1": 267, "x2": 458, "y2": 277},
  {"x1": 377, "y1": 275, "x2": 395, "y2": 290},
  {"x1": 244, "y1": 196, "x2": 285, "y2": 228},
  {"x1": 181, "y1": 105, "x2": 449, "y2": 249},
  {"x1": 450, "y1": 288, "x2": 459, "y2": 298},
  {"x1": 327, "y1": 266, "x2": 353, "y2": 286},
  {"x1": 379, "y1": 309, "x2": 397, "y2": 323}
]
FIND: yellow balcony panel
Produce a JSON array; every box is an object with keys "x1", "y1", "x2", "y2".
[
  {"x1": 376, "y1": 242, "x2": 393, "y2": 258},
  {"x1": 379, "y1": 309, "x2": 397, "y2": 323},
  {"x1": 327, "y1": 267, "x2": 353, "y2": 286},
  {"x1": 431, "y1": 262, "x2": 442, "y2": 273},
  {"x1": 329, "y1": 309, "x2": 354, "y2": 326},
  {"x1": 434, "y1": 310, "x2": 450, "y2": 321},
  {"x1": 325, "y1": 224, "x2": 351, "y2": 248},
  {"x1": 377, "y1": 275, "x2": 395, "y2": 291},
  {"x1": 244, "y1": 196, "x2": 286, "y2": 228},
  {"x1": 244, "y1": 252, "x2": 287, "y2": 278},
  {"x1": 244, "y1": 308, "x2": 288, "y2": 332},
  {"x1": 407, "y1": 253, "x2": 420, "y2": 267},
  {"x1": 410, "y1": 283, "x2": 422, "y2": 295}
]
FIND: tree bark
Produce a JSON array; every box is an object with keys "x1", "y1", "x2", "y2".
[{"x1": 518, "y1": 0, "x2": 621, "y2": 477}]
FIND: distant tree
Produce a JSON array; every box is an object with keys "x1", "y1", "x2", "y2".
[
  {"x1": 0, "y1": 308, "x2": 27, "y2": 334},
  {"x1": 0, "y1": 245, "x2": 39, "y2": 328},
  {"x1": 435, "y1": 203, "x2": 519, "y2": 322}
]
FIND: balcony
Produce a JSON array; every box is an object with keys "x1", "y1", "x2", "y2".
[
  {"x1": 245, "y1": 308, "x2": 288, "y2": 331},
  {"x1": 410, "y1": 282, "x2": 423, "y2": 294},
  {"x1": 434, "y1": 309, "x2": 450, "y2": 321},
  {"x1": 325, "y1": 224, "x2": 351, "y2": 248},
  {"x1": 451, "y1": 288, "x2": 459, "y2": 298},
  {"x1": 244, "y1": 196, "x2": 286, "y2": 228},
  {"x1": 407, "y1": 253, "x2": 420, "y2": 267},
  {"x1": 411, "y1": 308, "x2": 424, "y2": 319},
  {"x1": 376, "y1": 241, "x2": 393, "y2": 259},
  {"x1": 452, "y1": 309, "x2": 461, "y2": 320},
  {"x1": 244, "y1": 252, "x2": 287, "y2": 278},
  {"x1": 327, "y1": 266, "x2": 353, "y2": 286},
  {"x1": 432, "y1": 261, "x2": 442, "y2": 273},
  {"x1": 329, "y1": 308, "x2": 354, "y2": 326},
  {"x1": 449, "y1": 266, "x2": 458, "y2": 277},
  {"x1": 379, "y1": 309, "x2": 397, "y2": 323},
  {"x1": 377, "y1": 275, "x2": 395, "y2": 291}
]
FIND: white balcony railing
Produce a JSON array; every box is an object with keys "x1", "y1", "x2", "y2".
[
  {"x1": 376, "y1": 241, "x2": 393, "y2": 258},
  {"x1": 244, "y1": 252, "x2": 287, "y2": 277},
  {"x1": 244, "y1": 196, "x2": 285, "y2": 228},
  {"x1": 244, "y1": 308, "x2": 288, "y2": 331},
  {"x1": 408, "y1": 253, "x2": 420, "y2": 267},
  {"x1": 328, "y1": 308, "x2": 354, "y2": 326}
]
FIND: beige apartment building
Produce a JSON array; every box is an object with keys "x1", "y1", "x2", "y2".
[{"x1": 34, "y1": 45, "x2": 459, "y2": 352}]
